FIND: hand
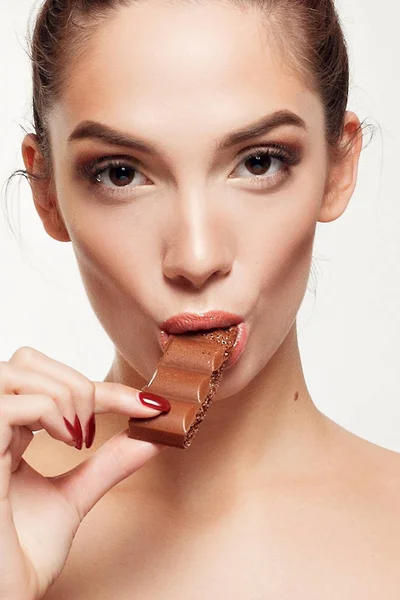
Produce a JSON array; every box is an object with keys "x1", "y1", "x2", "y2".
[{"x1": 0, "y1": 347, "x2": 166, "y2": 600}]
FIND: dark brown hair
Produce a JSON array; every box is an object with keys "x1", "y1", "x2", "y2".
[{"x1": 29, "y1": 0, "x2": 369, "y2": 173}]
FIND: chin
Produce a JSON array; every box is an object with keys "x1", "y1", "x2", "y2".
[{"x1": 211, "y1": 356, "x2": 260, "y2": 403}]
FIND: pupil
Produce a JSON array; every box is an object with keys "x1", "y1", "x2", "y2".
[
  {"x1": 110, "y1": 166, "x2": 134, "y2": 186},
  {"x1": 246, "y1": 154, "x2": 271, "y2": 175}
]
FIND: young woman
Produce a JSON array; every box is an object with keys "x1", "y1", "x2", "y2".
[{"x1": 1, "y1": 0, "x2": 399, "y2": 598}]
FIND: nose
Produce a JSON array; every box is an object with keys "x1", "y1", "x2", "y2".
[{"x1": 162, "y1": 194, "x2": 233, "y2": 290}]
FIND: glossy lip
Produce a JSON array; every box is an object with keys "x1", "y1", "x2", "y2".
[
  {"x1": 159, "y1": 311, "x2": 247, "y2": 369},
  {"x1": 160, "y1": 310, "x2": 243, "y2": 335}
]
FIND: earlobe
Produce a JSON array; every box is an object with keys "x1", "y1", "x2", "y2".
[
  {"x1": 21, "y1": 133, "x2": 71, "y2": 243},
  {"x1": 318, "y1": 112, "x2": 363, "y2": 224}
]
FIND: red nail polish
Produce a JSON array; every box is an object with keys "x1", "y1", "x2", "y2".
[
  {"x1": 139, "y1": 391, "x2": 171, "y2": 413},
  {"x1": 64, "y1": 417, "x2": 78, "y2": 444},
  {"x1": 74, "y1": 415, "x2": 83, "y2": 450},
  {"x1": 85, "y1": 414, "x2": 96, "y2": 449}
]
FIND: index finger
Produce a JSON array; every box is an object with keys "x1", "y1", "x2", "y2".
[{"x1": 93, "y1": 381, "x2": 170, "y2": 417}]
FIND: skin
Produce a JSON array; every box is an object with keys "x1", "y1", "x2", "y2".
[{"x1": 18, "y1": 1, "x2": 400, "y2": 598}]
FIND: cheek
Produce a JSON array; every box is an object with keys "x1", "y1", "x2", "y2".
[
  {"x1": 259, "y1": 210, "x2": 316, "y2": 298},
  {"x1": 57, "y1": 189, "x2": 165, "y2": 329},
  {"x1": 216, "y1": 195, "x2": 319, "y2": 396},
  {"x1": 59, "y1": 187, "x2": 160, "y2": 284},
  {"x1": 244, "y1": 192, "x2": 319, "y2": 359},
  {"x1": 63, "y1": 202, "x2": 167, "y2": 379},
  {"x1": 245, "y1": 169, "x2": 323, "y2": 299}
]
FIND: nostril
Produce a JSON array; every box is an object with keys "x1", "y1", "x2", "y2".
[
  {"x1": 163, "y1": 238, "x2": 232, "y2": 291},
  {"x1": 168, "y1": 271, "x2": 219, "y2": 291}
]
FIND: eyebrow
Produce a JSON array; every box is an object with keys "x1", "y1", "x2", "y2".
[{"x1": 67, "y1": 109, "x2": 307, "y2": 155}]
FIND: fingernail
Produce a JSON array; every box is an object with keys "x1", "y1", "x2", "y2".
[
  {"x1": 64, "y1": 417, "x2": 78, "y2": 444},
  {"x1": 85, "y1": 414, "x2": 96, "y2": 449},
  {"x1": 74, "y1": 415, "x2": 83, "y2": 450},
  {"x1": 139, "y1": 391, "x2": 171, "y2": 413}
]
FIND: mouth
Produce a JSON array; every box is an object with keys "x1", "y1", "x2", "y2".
[{"x1": 159, "y1": 311, "x2": 247, "y2": 368}]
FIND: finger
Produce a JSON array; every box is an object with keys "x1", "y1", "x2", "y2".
[
  {"x1": 88, "y1": 382, "x2": 169, "y2": 449},
  {"x1": 93, "y1": 381, "x2": 169, "y2": 417},
  {"x1": 52, "y1": 429, "x2": 165, "y2": 520},
  {"x1": 8, "y1": 348, "x2": 96, "y2": 444},
  {"x1": 9, "y1": 427, "x2": 34, "y2": 472},
  {"x1": 0, "y1": 394, "x2": 76, "y2": 457},
  {"x1": 0, "y1": 361, "x2": 77, "y2": 429}
]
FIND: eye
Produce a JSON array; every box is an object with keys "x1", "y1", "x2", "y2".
[
  {"x1": 230, "y1": 144, "x2": 302, "y2": 188},
  {"x1": 236, "y1": 152, "x2": 281, "y2": 178},
  {"x1": 93, "y1": 162, "x2": 146, "y2": 188},
  {"x1": 78, "y1": 155, "x2": 150, "y2": 191},
  {"x1": 79, "y1": 143, "x2": 302, "y2": 195}
]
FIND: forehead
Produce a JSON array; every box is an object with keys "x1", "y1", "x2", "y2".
[{"x1": 51, "y1": 1, "x2": 323, "y2": 143}]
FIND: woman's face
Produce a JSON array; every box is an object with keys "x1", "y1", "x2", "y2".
[{"x1": 43, "y1": 1, "x2": 332, "y2": 397}]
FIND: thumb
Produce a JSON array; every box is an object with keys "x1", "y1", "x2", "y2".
[{"x1": 51, "y1": 429, "x2": 164, "y2": 519}]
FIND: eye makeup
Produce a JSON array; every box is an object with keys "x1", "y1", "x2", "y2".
[{"x1": 74, "y1": 140, "x2": 303, "y2": 199}]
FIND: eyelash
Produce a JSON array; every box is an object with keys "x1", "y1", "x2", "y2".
[{"x1": 79, "y1": 142, "x2": 302, "y2": 195}]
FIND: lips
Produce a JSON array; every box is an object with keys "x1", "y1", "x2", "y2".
[
  {"x1": 159, "y1": 311, "x2": 247, "y2": 368},
  {"x1": 160, "y1": 311, "x2": 243, "y2": 335}
]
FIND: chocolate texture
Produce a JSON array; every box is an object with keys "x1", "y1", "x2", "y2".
[{"x1": 128, "y1": 325, "x2": 238, "y2": 449}]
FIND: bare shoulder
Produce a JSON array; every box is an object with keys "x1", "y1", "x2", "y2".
[{"x1": 321, "y1": 412, "x2": 400, "y2": 501}]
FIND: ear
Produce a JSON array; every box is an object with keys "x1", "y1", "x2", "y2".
[
  {"x1": 21, "y1": 133, "x2": 71, "y2": 242},
  {"x1": 318, "y1": 111, "x2": 363, "y2": 223}
]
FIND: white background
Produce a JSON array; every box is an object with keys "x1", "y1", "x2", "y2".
[{"x1": 0, "y1": 1, "x2": 399, "y2": 450}]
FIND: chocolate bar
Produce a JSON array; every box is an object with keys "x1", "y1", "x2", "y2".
[{"x1": 128, "y1": 326, "x2": 238, "y2": 449}]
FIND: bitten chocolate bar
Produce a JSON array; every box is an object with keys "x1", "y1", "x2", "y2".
[{"x1": 128, "y1": 326, "x2": 238, "y2": 449}]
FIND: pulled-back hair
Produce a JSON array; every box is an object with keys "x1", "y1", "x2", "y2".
[{"x1": 31, "y1": 0, "x2": 364, "y2": 169}]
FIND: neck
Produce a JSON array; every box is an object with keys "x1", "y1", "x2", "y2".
[{"x1": 100, "y1": 323, "x2": 329, "y2": 514}]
